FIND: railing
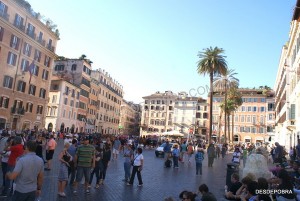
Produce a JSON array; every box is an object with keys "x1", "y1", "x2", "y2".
[
  {"x1": 37, "y1": 37, "x2": 46, "y2": 46},
  {"x1": 13, "y1": 22, "x2": 25, "y2": 32},
  {"x1": 0, "y1": 12, "x2": 9, "y2": 21},
  {"x1": 47, "y1": 44, "x2": 55, "y2": 52},
  {"x1": 11, "y1": 107, "x2": 25, "y2": 115},
  {"x1": 26, "y1": 30, "x2": 36, "y2": 39}
]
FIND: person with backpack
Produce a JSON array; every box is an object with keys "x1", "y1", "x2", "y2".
[
  {"x1": 187, "y1": 143, "x2": 194, "y2": 163},
  {"x1": 195, "y1": 147, "x2": 204, "y2": 175}
]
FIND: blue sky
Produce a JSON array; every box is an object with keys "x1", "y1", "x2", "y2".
[{"x1": 28, "y1": 0, "x2": 296, "y2": 103}]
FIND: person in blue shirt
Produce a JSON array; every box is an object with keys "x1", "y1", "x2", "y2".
[
  {"x1": 172, "y1": 145, "x2": 180, "y2": 168},
  {"x1": 195, "y1": 148, "x2": 204, "y2": 175},
  {"x1": 163, "y1": 141, "x2": 171, "y2": 160}
]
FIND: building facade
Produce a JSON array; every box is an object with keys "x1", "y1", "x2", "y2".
[
  {"x1": 275, "y1": 0, "x2": 300, "y2": 148},
  {"x1": 211, "y1": 89, "x2": 275, "y2": 144},
  {"x1": 0, "y1": 0, "x2": 59, "y2": 130},
  {"x1": 45, "y1": 79, "x2": 80, "y2": 133},
  {"x1": 91, "y1": 68, "x2": 123, "y2": 135},
  {"x1": 195, "y1": 98, "x2": 208, "y2": 140},
  {"x1": 173, "y1": 92, "x2": 198, "y2": 139},
  {"x1": 140, "y1": 91, "x2": 177, "y2": 137},
  {"x1": 119, "y1": 100, "x2": 141, "y2": 136}
]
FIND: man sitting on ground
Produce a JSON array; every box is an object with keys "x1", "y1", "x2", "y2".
[{"x1": 224, "y1": 173, "x2": 242, "y2": 200}]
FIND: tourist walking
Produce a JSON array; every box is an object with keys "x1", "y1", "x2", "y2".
[
  {"x1": 172, "y1": 144, "x2": 180, "y2": 168},
  {"x1": 195, "y1": 147, "x2": 204, "y2": 175},
  {"x1": 180, "y1": 141, "x2": 187, "y2": 163},
  {"x1": 89, "y1": 146, "x2": 102, "y2": 188},
  {"x1": 112, "y1": 137, "x2": 121, "y2": 160},
  {"x1": 274, "y1": 142, "x2": 284, "y2": 164},
  {"x1": 127, "y1": 147, "x2": 144, "y2": 186},
  {"x1": 58, "y1": 143, "x2": 72, "y2": 197},
  {"x1": 187, "y1": 143, "x2": 194, "y2": 163},
  {"x1": 36, "y1": 135, "x2": 46, "y2": 163},
  {"x1": 207, "y1": 143, "x2": 215, "y2": 167},
  {"x1": 45, "y1": 134, "x2": 57, "y2": 171},
  {"x1": 99, "y1": 143, "x2": 111, "y2": 185},
  {"x1": 123, "y1": 144, "x2": 133, "y2": 182},
  {"x1": 73, "y1": 136, "x2": 95, "y2": 194},
  {"x1": 221, "y1": 144, "x2": 226, "y2": 158},
  {"x1": 67, "y1": 139, "x2": 77, "y2": 185},
  {"x1": 6, "y1": 141, "x2": 44, "y2": 201},
  {"x1": 232, "y1": 147, "x2": 241, "y2": 165}
]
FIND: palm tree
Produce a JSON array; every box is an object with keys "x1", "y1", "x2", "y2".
[
  {"x1": 227, "y1": 88, "x2": 242, "y2": 143},
  {"x1": 197, "y1": 47, "x2": 228, "y2": 143},
  {"x1": 214, "y1": 69, "x2": 239, "y2": 143}
]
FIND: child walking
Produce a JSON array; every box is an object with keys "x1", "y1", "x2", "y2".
[{"x1": 195, "y1": 147, "x2": 204, "y2": 175}]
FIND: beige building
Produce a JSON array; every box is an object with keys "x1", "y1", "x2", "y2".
[
  {"x1": 91, "y1": 68, "x2": 123, "y2": 135},
  {"x1": 195, "y1": 98, "x2": 208, "y2": 140},
  {"x1": 0, "y1": 0, "x2": 59, "y2": 130},
  {"x1": 210, "y1": 89, "x2": 275, "y2": 144},
  {"x1": 140, "y1": 91, "x2": 177, "y2": 136},
  {"x1": 274, "y1": 0, "x2": 300, "y2": 148},
  {"x1": 52, "y1": 59, "x2": 92, "y2": 133},
  {"x1": 86, "y1": 79, "x2": 99, "y2": 133},
  {"x1": 45, "y1": 79, "x2": 80, "y2": 133},
  {"x1": 119, "y1": 100, "x2": 141, "y2": 136}
]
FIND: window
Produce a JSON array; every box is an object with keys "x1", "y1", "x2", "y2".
[
  {"x1": 20, "y1": 59, "x2": 29, "y2": 71},
  {"x1": 65, "y1": 86, "x2": 69, "y2": 95},
  {"x1": 252, "y1": 116, "x2": 256, "y2": 124},
  {"x1": 241, "y1": 106, "x2": 245, "y2": 112},
  {"x1": 0, "y1": 2, "x2": 7, "y2": 20},
  {"x1": 10, "y1": 35, "x2": 20, "y2": 50},
  {"x1": 7, "y1": 52, "x2": 17, "y2": 66},
  {"x1": 36, "y1": 105, "x2": 43, "y2": 114},
  {"x1": 247, "y1": 115, "x2": 251, "y2": 122},
  {"x1": 3, "y1": 75, "x2": 13, "y2": 88},
  {"x1": 260, "y1": 107, "x2": 265, "y2": 112},
  {"x1": 240, "y1": 115, "x2": 244, "y2": 122},
  {"x1": 0, "y1": 26, "x2": 4, "y2": 41},
  {"x1": 157, "y1": 100, "x2": 160, "y2": 104},
  {"x1": 253, "y1": 98, "x2": 257, "y2": 102},
  {"x1": 71, "y1": 64, "x2": 77, "y2": 71},
  {"x1": 34, "y1": 49, "x2": 41, "y2": 62},
  {"x1": 52, "y1": 95, "x2": 57, "y2": 103},
  {"x1": 32, "y1": 66, "x2": 39, "y2": 76},
  {"x1": 80, "y1": 89, "x2": 89, "y2": 98},
  {"x1": 42, "y1": 69, "x2": 48, "y2": 80},
  {"x1": 39, "y1": 88, "x2": 46, "y2": 98},
  {"x1": 26, "y1": 23, "x2": 35, "y2": 39},
  {"x1": 23, "y1": 43, "x2": 32, "y2": 57},
  {"x1": 72, "y1": 89, "x2": 75, "y2": 98},
  {"x1": 25, "y1": 102, "x2": 33, "y2": 113},
  {"x1": 261, "y1": 98, "x2": 266, "y2": 102},
  {"x1": 83, "y1": 65, "x2": 91, "y2": 75},
  {"x1": 247, "y1": 106, "x2": 251, "y2": 112},
  {"x1": 70, "y1": 100, "x2": 74, "y2": 107},
  {"x1": 44, "y1": 56, "x2": 51, "y2": 67},
  {"x1": 54, "y1": 64, "x2": 65, "y2": 71},
  {"x1": 259, "y1": 127, "x2": 264, "y2": 133},
  {"x1": 0, "y1": 96, "x2": 9, "y2": 108},
  {"x1": 251, "y1": 127, "x2": 256, "y2": 133},
  {"x1": 17, "y1": 80, "x2": 26, "y2": 92},
  {"x1": 268, "y1": 114, "x2": 273, "y2": 121},
  {"x1": 28, "y1": 84, "x2": 36, "y2": 96},
  {"x1": 64, "y1": 98, "x2": 68, "y2": 105},
  {"x1": 253, "y1": 106, "x2": 257, "y2": 112},
  {"x1": 77, "y1": 92, "x2": 80, "y2": 99}
]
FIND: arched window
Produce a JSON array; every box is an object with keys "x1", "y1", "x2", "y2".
[{"x1": 233, "y1": 135, "x2": 239, "y2": 142}]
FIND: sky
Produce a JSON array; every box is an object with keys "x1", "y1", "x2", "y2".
[{"x1": 27, "y1": 0, "x2": 296, "y2": 103}]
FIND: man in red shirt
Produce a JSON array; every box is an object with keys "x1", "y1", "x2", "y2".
[
  {"x1": 0, "y1": 136, "x2": 24, "y2": 197},
  {"x1": 45, "y1": 134, "x2": 57, "y2": 171}
]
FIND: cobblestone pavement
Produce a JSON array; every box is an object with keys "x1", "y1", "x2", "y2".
[{"x1": 0, "y1": 141, "x2": 233, "y2": 201}]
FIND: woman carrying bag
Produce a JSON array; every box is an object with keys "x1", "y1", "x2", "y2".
[{"x1": 127, "y1": 147, "x2": 144, "y2": 187}]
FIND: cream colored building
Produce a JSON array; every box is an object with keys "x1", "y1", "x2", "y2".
[
  {"x1": 195, "y1": 98, "x2": 208, "y2": 140},
  {"x1": 45, "y1": 79, "x2": 80, "y2": 133},
  {"x1": 173, "y1": 92, "x2": 198, "y2": 139},
  {"x1": 140, "y1": 91, "x2": 177, "y2": 136},
  {"x1": 0, "y1": 0, "x2": 59, "y2": 130},
  {"x1": 274, "y1": 0, "x2": 300, "y2": 148},
  {"x1": 91, "y1": 68, "x2": 123, "y2": 135}
]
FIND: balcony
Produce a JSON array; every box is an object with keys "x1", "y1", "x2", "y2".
[
  {"x1": 47, "y1": 44, "x2": 55, "y2": 52},
  {"x1": 11, "y1": 107, "x2": 25, "y2": 116},
  {"x1": 13, "y1": 22, "x2": 25, "y2": 32},
  {"x1": 26, "y1": 30, "x2": 36, "y2": 40},
  {"x1": 36, "y1": 37, "x2": 46, "y2": 46},
  {"x1": 0, "y1": 12, "x2": 9, "y2": 21}
]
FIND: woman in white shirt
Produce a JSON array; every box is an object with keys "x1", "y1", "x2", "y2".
[{"x1": 127, "y1": 147, "x2": 144, "y2": 186}]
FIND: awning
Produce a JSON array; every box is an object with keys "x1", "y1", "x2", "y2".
[
  {"x1": 255, "y1": 137, "x2": 264, "y2": 141},
  {"x1": 244, "y1": 136, "x2": 251, "y2": 140}
]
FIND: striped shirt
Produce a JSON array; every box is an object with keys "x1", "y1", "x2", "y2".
[{"x1": 76, "y1": 144, "x2": 95, "y2": 167}]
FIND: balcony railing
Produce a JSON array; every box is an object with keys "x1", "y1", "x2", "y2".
[
  {"x1": 0, "y1": 12, "x2": 9, "y2": 21},
  {"x1": 11, "y1": 107, "x2": 25, "y2": 116},
  {"x1": 47, "y1": 44, "x2": 55, "y2": 52},
  {"x1": 37, "y1": 37, "x2": 46, "y2": 46},
  {"x1": 26, "y1": 30, "x2": 36, "y2": 39},
  {"x1": 13, "y1": 22, "x2": 25, "y2": 32}
]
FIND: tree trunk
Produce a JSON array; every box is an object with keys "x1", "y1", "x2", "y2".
[
  {"x1": 218, "y1": 110, "x2": 222, "y2": 143},
  {"x1": 224, "y1": 83, "x2": 227, "y2": 143},
  {"x1": 227, "y1": 112, "x2": 230, "y2": 143},
  {"x1": 232, "y1": 113, "x2": 234, "y2": 143},
  {"x1": 209, "y1": 71, "x2": 214, "y2": 144}
]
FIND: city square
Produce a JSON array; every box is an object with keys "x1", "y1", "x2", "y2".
[{"x1": 0, "y1": 0, "x2": 299, "y2": 200}]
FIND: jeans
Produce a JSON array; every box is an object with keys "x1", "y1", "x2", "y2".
[
  {"x1": 208, "y1": 157, "x2": 214, "y2": 167},
  {"x1": 196, "y1": 162, "x2": 202, "y2": 175},
  {"x1": 124, "y1": 162, "x2": 131, "y2": 181},
  {"x1": 75, "y1": 167, "x2": 91, "y2": 183},
  {"x1": 99, "y1": 162, "x2": 108, "y2": 180},
  {"x1": 173, "y1": 156, "x2": 179, "y2": 167},
  {"x1": 129, "y1": 166, "x2": 143, "y2": 185},
  {"x1": 89, "y1": 166, "x2": 100, "y2": 184},
  {"x1": 12, "y1": 190, "x2": 36, "y2": 201},
  {"x1": 1, "y1": 162, "x2": 7, "y2": 186},
  {"x1": 2, "y1": 165, "x2": 14, "y2": 195}
]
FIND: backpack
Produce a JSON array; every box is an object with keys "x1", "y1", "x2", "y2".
[
  {"x1": 195, "y1": 152, "x2": 204, "y2": 163},
  {"x1": 165, "y1": 159, "x2": 172, "y2": 168}
]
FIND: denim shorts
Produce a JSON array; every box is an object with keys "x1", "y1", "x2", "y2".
[{"x1": 76, "y1": 166, "x2": 91, "y2": 183}]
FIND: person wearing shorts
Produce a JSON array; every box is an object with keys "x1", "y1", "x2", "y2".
[
  {"x1": 73, "y1": 137, "x2": 95, "y2": 194},
  {"x1": 45, "y1": 134, "x2": 57, "y2": 171},
  {"x1": 112, "y1": 138, "x2": 121, "y2": 160}
]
